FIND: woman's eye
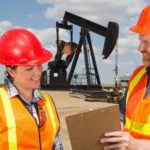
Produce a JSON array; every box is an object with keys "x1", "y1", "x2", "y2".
[{"x1": 26, "y1": 67, "x2": 33, "y2": 71}]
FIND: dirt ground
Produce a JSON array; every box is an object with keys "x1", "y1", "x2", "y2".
[{"x1": 46, "y1": 90, "x2": 115, "y2": 150}]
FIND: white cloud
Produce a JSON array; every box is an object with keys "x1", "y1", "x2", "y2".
[
  {"x1": 118, "y1": 60, "x2": 140, "y2": 77},
  {"x1": 0, "y1": 21, "x2": 12, "y2": 35},
  {"x1": 118, "y1": 34, "x2": 139, "y2": 55},
  {"x1": 39, "y1": 0, "x2": 146, "y2": 25},
  {"x1": 26, "y1": 28, "x2": 70, "y2": 57}
]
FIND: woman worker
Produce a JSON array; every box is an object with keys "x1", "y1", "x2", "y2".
[{"x1": 0, "y1": 28, "x2": 63, "y2": 150}]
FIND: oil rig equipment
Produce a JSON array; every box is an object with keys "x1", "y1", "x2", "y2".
[{"x1": 41, "y1": 11, "x2": 119, "y2": 90}]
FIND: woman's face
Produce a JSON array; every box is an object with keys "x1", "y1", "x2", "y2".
[{"x1": 7, "y1": 65, "x2": 43, "y2": 90}]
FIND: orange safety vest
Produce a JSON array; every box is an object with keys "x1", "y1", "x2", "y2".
[
  {"x1": 0, "y1": 86, "x2": 60, "y2": 150},
  {"x1": 124, "y1": 65, "x2": 150, "y2": 139}
]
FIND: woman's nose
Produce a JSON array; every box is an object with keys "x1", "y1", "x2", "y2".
[{"x1": 34, "y1": 65, "x2": 43, "y2": 75}]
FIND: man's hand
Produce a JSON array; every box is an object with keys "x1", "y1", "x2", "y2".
[{"x1": 100, "y1": 131, "x2": 137, "y2": 150}]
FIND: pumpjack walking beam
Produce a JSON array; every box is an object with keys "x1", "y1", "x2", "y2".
[{"x1": 63, "y1": 11, "x2": 119, "y2": 59}]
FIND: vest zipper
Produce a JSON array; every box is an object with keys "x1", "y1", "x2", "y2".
[
  {"x1": 18, "y1": 97, "x2": 42, "y2": 150},
  {"x1": 30, "y1": 111, "x2": 42, "y2": 150},
  {"x1": 35, "y1": 103, "x2": 42, "y2": 150},
  {"x1": 36, "y1": 121, "x2": 42, "y2": 150},
  {"x1": 32, "y1": 115, "x2": 42, "y2": 150}
]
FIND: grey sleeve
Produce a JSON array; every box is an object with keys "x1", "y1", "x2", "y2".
[{"x1": 118, "y1": 89, "x2": 127, "y2": 124}]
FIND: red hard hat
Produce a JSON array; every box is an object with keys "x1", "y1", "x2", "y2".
[
  {"x1": 0, "y1": 28, "x2": 53, "y2": 66},
  {"x1": 130, "y1": 5, "x2": 150, "y2": 34}
]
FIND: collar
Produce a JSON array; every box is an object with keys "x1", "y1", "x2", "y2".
[
  {"x1": 146, "y1": 66, "x2": 150, "y2": 80},
  {"x1": 5, "y1": 78, "x2": 43, "y2": 103}
]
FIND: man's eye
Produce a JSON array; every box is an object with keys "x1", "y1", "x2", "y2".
[{"x1": 145, "y1": 42, "x2": 150, "y2": 46}]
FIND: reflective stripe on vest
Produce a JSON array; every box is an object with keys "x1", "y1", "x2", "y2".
[
  {"x1": 0, "y1": 87, "x2": 17, "y2": 150},
  {"x1": 125, "y1": 116, "x2": 150, "y2": 136},
  {"x1": 124, "y1": 66, "x2": 150, "y2": 138},
  {"x1": 126, "y1": 66, "x2": 146, "y2": 102},
  {"x1": 40, "y1": 91, "x2": 59, "y2": 144}
]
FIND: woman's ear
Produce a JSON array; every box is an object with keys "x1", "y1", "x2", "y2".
[{"x1": 6, "y1": 67, "x2": 16, "y2": 78}]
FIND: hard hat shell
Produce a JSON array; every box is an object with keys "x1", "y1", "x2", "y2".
[
  {"x1": 130, "y1": 5, "x2": 150, "y2": 34},
  {"x1": 0, "y1": 28, "x2": 53, "y2": 66}
]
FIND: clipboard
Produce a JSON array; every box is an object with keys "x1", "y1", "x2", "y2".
[{"x1": 65, "y1": 105, "x2": 121, "y2": 150}]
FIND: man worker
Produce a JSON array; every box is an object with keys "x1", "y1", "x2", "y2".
[{"x1": 100, "y1": 5, "x2": 150, "y2": 150}]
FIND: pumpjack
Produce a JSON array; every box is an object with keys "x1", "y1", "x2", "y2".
[{"x1": 41, "y1": 11, "x2": 119, "y2": 90}]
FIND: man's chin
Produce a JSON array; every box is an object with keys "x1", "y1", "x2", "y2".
[{"x1": 143, "y1": 61, "x2": 150, "y2": 66}]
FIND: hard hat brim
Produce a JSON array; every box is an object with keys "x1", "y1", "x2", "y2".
[
  {"x1": 33, "y1": 48, "x2": 53, "y2": 65},
  {"x1": 21, "y1": 48, "x2": 53, "y2": 65},
  {"x1": 0, "y1": 48, "x2": 53, "y2": 66},
  {"x1": 129, "y1": 25, "x2": 150, "y2": 34}
]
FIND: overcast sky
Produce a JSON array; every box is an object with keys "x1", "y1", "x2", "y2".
[{"x1": 0, "y1": 0, "x2": 149, "y2": 84}]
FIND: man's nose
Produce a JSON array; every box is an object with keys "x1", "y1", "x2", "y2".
[{"x1": 138, "y1": 43, "x2": 145, "y2": 52}]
